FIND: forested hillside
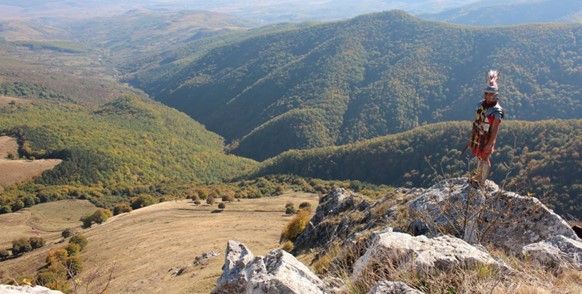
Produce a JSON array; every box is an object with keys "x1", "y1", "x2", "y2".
[
  {"x1": 0, "y1": 96, "x2": 256, "y2": 212},
  {"x1": 132, "y1": 10, "x2": 582, "y2": 161},
  {"x1": 254, "y1": 119, "x2": 582, "y2": 218}
]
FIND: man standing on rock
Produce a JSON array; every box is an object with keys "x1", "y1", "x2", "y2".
[{"x1": 468, "y1": 70, "x2": 504, "y2": 185}]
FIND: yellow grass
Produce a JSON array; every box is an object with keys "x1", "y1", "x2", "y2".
[
  {"x1": 0, "y1": 136, "x2": 62, "y2": 191},
  {"x1": 0, "y1": 96, "x2": 32, "y2": 106},
  {"x1": 0, "y1": 192, "x2": 320, "y2": 294}
]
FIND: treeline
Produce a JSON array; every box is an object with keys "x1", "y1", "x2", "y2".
[
  {"x1": 133, "y1": 10, "x2": 582, "y2": 161},
  {"x1": 254, "y1": 120, "x2": 582, "y2": 219}
]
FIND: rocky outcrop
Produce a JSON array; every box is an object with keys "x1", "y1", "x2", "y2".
[
  {"x1": 408, "y1": 178, "x2": 580, "y2": 252},
  {"x1": 294, "y1": 187, "x2": 374, "y2": 251},
  {"x1": 212, "y1": 240, "x2": 327, "y2": 294},
  {"x1": 366, "y1": 281, "x2": 424, "y2": 294},
  {"x1": 0, "y1": 285, "x2": 63, "y2": 294},
  {"x1": 351, "y1": 229, "x2": 512, "y2": 281},
  {"x1": 522, "y1": 235, "x2": 582, "y2": 270}
]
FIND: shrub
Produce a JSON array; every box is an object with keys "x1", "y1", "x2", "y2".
[
  {"x1": 113, "y1": 203, "x2": 132, "y2": 215},
  {"x1": 65, "y1": 243, "x2": 81, "y2": 257},
  {"x1": 222, "y1": 194, "x2": 235, "y2": 202},
  {"x1": 92, "y1": 208, "x2": 112, "y2": 224},
  {"x1": 281, "y1": 210, "x2": 311, "y2": 242},
  {"x1": 69, "y1": 235, "x2": 88, "y2": 251},
  {"x1": 130, "y1": 194, "x2": 156, "y2": 209},
  {"x1": 218, "y1": 202, "x2": 226, "y2": 209},
  {"x1": 46, "y1": 248, "x2": 68, "y2": 268},
  {"x1": 29, "y1": 237, "x2": 45, "y2": 249},
  {"x1": 285, "y1": 206, "x2": 297, "y2": 215},
  {"x1": 207, "y1": 196, "x2": 215, "y2": 205},
  {"x1": 61, "y1": 228, "x2": 74, "y2": 238},
  {"x1": 299, "y1": 202, "x2": 313, "y2": 212},
  {"x1": 194, "y1": 200, "x2": 201, "y2": 205},
  {"x1": 80, "y1": 215, "x2": 93, "y2": 228},
  {"x1": 65, "y1": 256, "x2": 83, "y2": 276},
  {"x1": 12, "y1": 238, "x2": 32, "y2": 255},
  {"x1": 0, "y1": 249, "x2": 10, "y2": 259},
  {"x1": 281, "y1": 240, "x2": 294, "y2": 252}
]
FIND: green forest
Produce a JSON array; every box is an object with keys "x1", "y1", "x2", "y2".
[
  {"x1": 254, "y1": 119, "x2": 582, "y2": 219},
  {"x1": 0, "y1": 96, "x2": 256, "y2": 212},
  {"x1": 131, "y1": 10, "x2": 582, "y2": 161}
]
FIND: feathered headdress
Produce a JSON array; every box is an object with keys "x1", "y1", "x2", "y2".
[{"x1": 484, "y1": 69, "x2": 500, "y2": 94}]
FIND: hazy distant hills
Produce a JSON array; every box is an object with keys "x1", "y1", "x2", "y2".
[
  {"x1": 422, "y1": 0, "x2": 582, "y2": 26},
  {"x1": 132, "y1": 10, "x2": 582, "y2": 161}
]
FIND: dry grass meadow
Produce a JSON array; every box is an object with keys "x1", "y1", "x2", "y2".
[
  {"x1": 0, "y1": 192, "x2": 320, "y2": 294},
  {"x1": 0, "y1": 136, "x2": 62, "y2": 191}
]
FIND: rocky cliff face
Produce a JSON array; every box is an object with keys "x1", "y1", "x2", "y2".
[{"x1": 213, "y1": 178, "x2": 582, "y2": 294}]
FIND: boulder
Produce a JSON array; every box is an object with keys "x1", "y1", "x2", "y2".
[
  {"x1": 213, "y1": 241, "x2": 327, "y2": 294},
  {"x1": 522, "y1": 235, "x2": 582, "y2": 270},
  {"x1": 366, "y1": 281, "x2": 424, "y2": 294},
  {"x1": 408, "y1": 178, "x2": 579, "y2": 252},
  {"x1": 352, "y1": 229, "x2": 512, "y2": 281},
  {"x1": 0, "y1": 285, "x2": 63, "y2": 294},
  {"x1": 213, "y1": 240, "x2": 256, "y2": 293}
]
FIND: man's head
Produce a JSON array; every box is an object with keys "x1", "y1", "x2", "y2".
[{"x1": 484, "y1": 70, "x2": 499, "y2": 101}]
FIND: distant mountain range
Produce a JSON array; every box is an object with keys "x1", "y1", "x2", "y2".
[
  {"x1": 422, "y1": 0, "x2": 582, "y2": 26},
  {"x1": 2, "y1": 0, "x2": 581, "y2": 25},
  {"x1": 131, "y1": 10, "x2": 582, "y2": 161}
]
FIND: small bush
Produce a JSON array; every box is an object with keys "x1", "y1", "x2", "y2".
[
  {"x1": 281, "y1": 240, "x2": 294, "y2": 252},
  {"x1": 0, "y1": 249, "x2": 10, "y2": 259},
  {"x1": 65, "y1": 243, "x2": 81, "y2": 257},
  {"x1": 29, "y1": 237, "x2": 45, "y2": 249},
  {"x1": 299, "y1": 202, "x2": 313, "y2": 212},
  {"x1": 130, "y1": 194, "x2": 156, "y2": 209},
  {"x1": 207, "y1": 196, "x2": 215, "y2": 205},
  {"x1": 285, "y1": 202, "x2": 296, "y2": 215},
  {"x1": 218, "y1": 202, "x2": 226, "y2": 209},
  {"x1": 61, "y1": 228, "x2": 74, "y2": 239},
  {"x1": 113, "y1": 203, "x2": 132, "y2": 215},
  {"x1": 69, "y1": 235, "x2": 88, "y2": 251},
  {"x1": 281, "y1": 210, "x2": 311, "y2": 242},
  {"x1": 12, "y1": 238, "x2": 32, "y2": 255},
  {"x1": 194, "y1": 200, "x2": 201, "y2": 205}
]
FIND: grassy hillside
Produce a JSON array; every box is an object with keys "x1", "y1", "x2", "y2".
[
  {"x1": 0, "y1": 192, "x2": 320, "y2": 293},
  {"x1": 0, "y1": 96, "x2": 257, "y2": 212},
  {"x1": 254, "y1": 119, "x2": 582, "y2": 219},
  {"x1": 133, "y1": 10, "x2": 582, "y2": 161}
]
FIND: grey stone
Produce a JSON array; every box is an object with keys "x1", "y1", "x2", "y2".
[
  {"x1": 366, "y1": 281, "x2": 425, "y2": 294},
  {"x1": 213, "y1": 240, "x2": 256, "y2": 294},
  {"x1": 213, "y1": 241, "x2": 327, "y2": 294},
  {"x1": 0, "y1": 285, "x2": 63, "y2": 294},
  {"x1": 352, "y1": 230, "x2": 512, "y2": 281},
  {"x1": 408, "y1": 178, "x2": 579, "y2": 252},
  {"x1": 522, "y1": 235, "x2": 582, "y2": 269}
]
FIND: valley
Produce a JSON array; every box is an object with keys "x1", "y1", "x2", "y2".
[{"x1": 0, "y1": 2, "x2": 581, "y2": 293}]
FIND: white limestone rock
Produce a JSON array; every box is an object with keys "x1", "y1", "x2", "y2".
[
  {"x1": 352, "y1": 230, "x2": 512, "y2": 281},
  {"x1": 366, "y1": 281, "x2": 425, "y2": 294},
  {"x1": 0, "y1": 285, "x2": 64, "y2": 294},
  {"x1": 522, "y1": 235, "x2": 582, "y2": 269}
]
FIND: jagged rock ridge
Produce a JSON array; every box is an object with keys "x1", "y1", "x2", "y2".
[{"x1": 213, "y1": 178, "x2": 582, "y2": 293}]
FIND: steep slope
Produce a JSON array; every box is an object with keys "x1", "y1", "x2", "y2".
[
  {"x1": 0, "y1": 96, "x2": 256, "y2": 211},
  {"x1": 134, "y1": 10, "x2": 582, "y2": 161},
  {"x1": 254, "y1": 119, "x2": 582, "y2": 219},
  {"x1": 421, "y1": 0, "x2": 582, "y2": 26}
]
